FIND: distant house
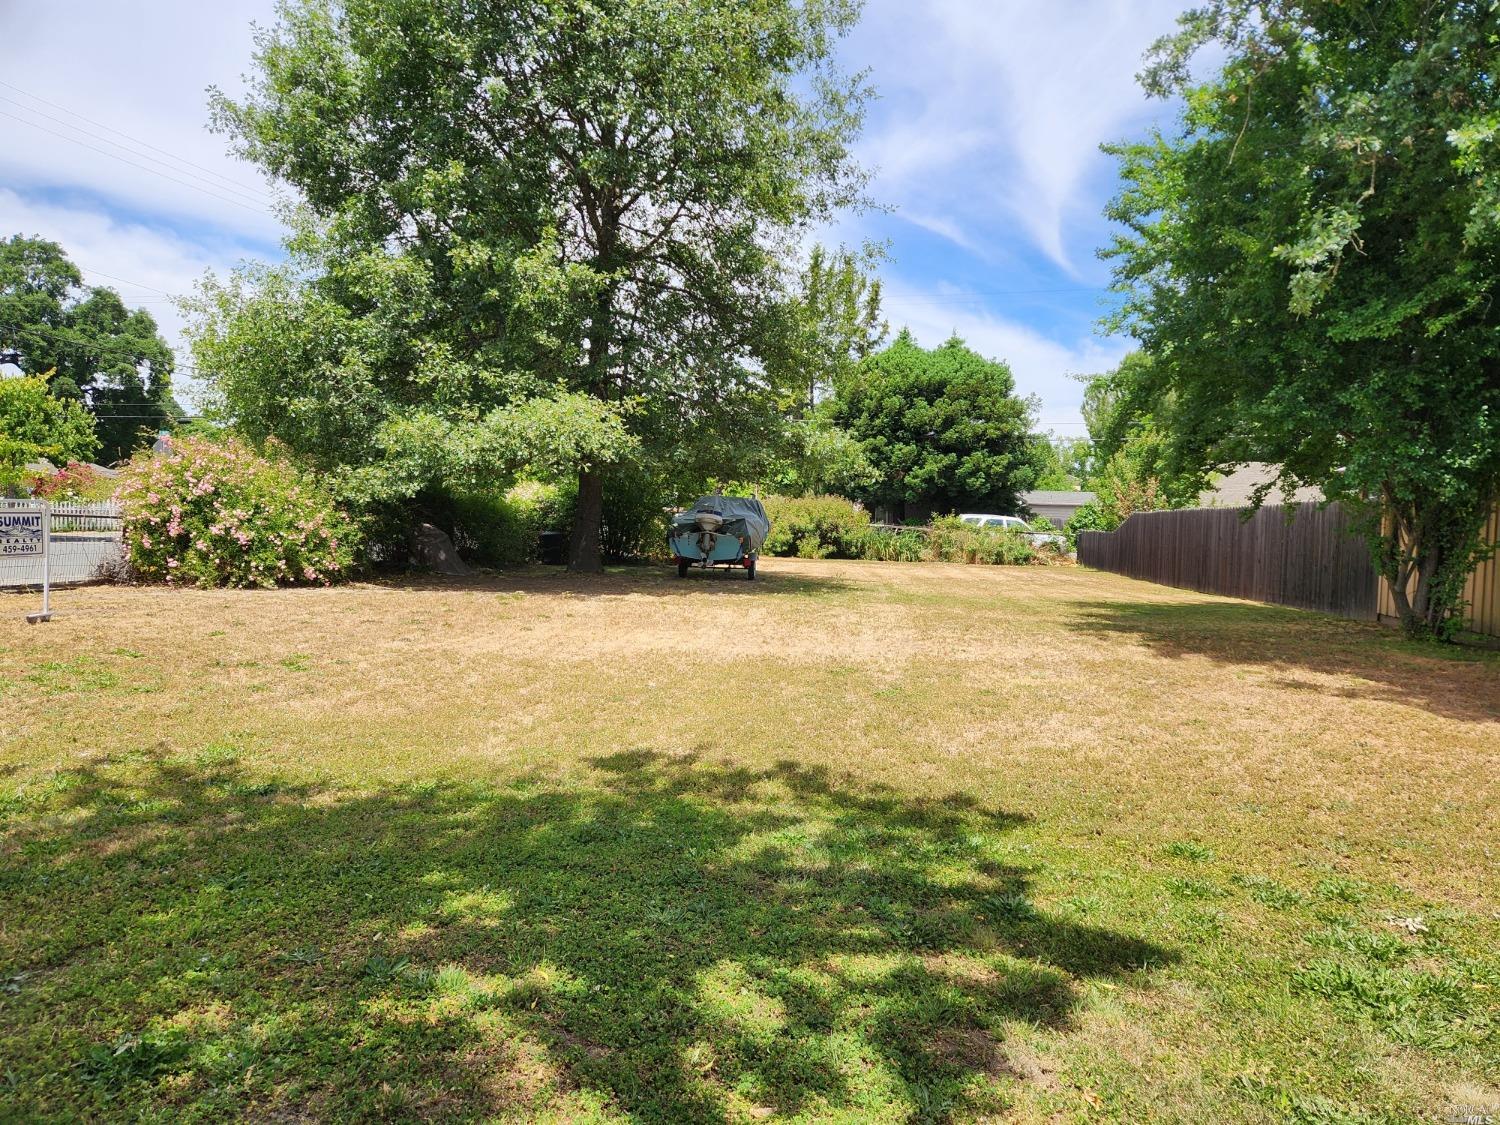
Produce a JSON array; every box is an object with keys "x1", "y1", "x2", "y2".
[
  {"x1": 1020, "y1": 490, "x2": 1096, "y2": 529},
  {"x1": 1199, "y1": 463, "x2": 1322, "y2": 508}
]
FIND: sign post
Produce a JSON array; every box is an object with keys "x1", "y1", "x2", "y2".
[{"x1": 1, "y1": 500, "x2": 51, "y2": 623}]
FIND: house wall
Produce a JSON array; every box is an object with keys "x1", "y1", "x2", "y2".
[{"x1": 1028, "y1": 503, "x2": 1081, "y2": 529}]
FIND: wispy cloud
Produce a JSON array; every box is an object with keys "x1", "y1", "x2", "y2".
[
  {"x1": 0, "y1": 0, "x2": 281, "y2": 244},
  {"x1": 0, "y1": 0, "x2": 1182, "y2": 428},
  {"x1": 847, "y1": 0, "x2": 1184, "y2": 274}
]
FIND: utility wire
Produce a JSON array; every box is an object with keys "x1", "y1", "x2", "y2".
[
  {"x1": 0, "y1": 80, "x2": 272, "y2": 200},
  {"x1": 0, "y1": 111, "x2": 270, "y2": 217},
  {"x1": 0, "y1": 95, "x2": 272, "y2": 210},
  {"x1": 71, "y1": 264, "x2": 181, "y2": 298}
]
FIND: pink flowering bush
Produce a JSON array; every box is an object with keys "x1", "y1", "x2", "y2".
[{"x1": 115, "y1": 438, "x2": 359, "y2": 588}]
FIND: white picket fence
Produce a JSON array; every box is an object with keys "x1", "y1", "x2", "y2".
[{"x1": 0, "y1": 500, "x2": 125, "y2": 588}]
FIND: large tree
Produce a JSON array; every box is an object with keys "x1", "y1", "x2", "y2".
[
  {"x1": 1106, "y1": 1, "x2": 1500, "y2": 638},
  {"x1": 209, "y1": 0, "x2": 869, "y2": 571},
  {"x1": 776, "y1": 244, "x2": 888, "y2": 417},
  {"x1": 830, "y1": 330, "x2": 1046, "y2": 520},
  {"x1": 0, "y1": 236, "x2": 178, "y2": 463}
]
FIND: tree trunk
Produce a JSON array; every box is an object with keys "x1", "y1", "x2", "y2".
[{"x1": 569, "y1": 466, "x2": 605, "y2": 574}]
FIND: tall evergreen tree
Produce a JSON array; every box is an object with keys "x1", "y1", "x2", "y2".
[{"x1": 830, "y1": 331, "x2": 1046, "y2": 520}]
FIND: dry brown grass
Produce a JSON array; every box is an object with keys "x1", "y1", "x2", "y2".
[
  {"x1": 6, "y1": 559, "x2": 1495, "y2": 903},
  {"x1": 3, "y1": 558, "x2": 1497, "y2": 1120}
]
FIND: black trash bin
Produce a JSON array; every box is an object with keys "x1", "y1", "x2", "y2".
[{"x1": 537, "y1": 530, "x2": 567, "y2": 565}]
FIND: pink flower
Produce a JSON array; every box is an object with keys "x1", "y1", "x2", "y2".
[{"x1": 167, "y1": 558, "x2": 179, "y2": 569}]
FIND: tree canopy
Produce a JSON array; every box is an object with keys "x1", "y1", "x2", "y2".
[
  {"x1": 0, "y1": 372, "x2": 99, "y2": 490},
  {"x1": 1, "y1": 236, "x2": 178, "y2": 464},
  {"x1": 1106, "y1": 1, "x2": 1500, "y2": 637},
  {"x1": 829, "y1": 331, "x2": 1046, "y2": 520},
  {"x1": 205, "y1": 0, "x2": 871, "y2": 570}
]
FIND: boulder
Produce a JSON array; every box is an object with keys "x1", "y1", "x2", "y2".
[{"x1": 412, "y1": 522, "x2": 472, "y2": 575}]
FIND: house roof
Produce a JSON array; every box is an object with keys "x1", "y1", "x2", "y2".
[
  {"x1": 1020, "y1": 490, "x2": 1096, "y2": 506},
  {"x1": 1200, "y1": 463, "x2": 1322, "y2": 507}
]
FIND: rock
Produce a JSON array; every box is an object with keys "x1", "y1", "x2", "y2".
[{"x1": 411, "y1": 522, "x2": 472, "y2": 575}]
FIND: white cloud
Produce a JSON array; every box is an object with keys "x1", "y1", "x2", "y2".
[
  {"x1": 0, "y1": 1, "x2": 284, "y2": 408},
  {"x1": 0, "y1": 189, "x2": 272, "y2": 408},
  {"x1": 0, "y1": 0, "x2": 282, "y2": 244},
  {"x1": 0, "y1": 0, "x2": 1168, "y2": 428},
  {"x1": 882, "y1": 278, "x2": 1130, "y2": 428},
  {"x1": 848, "y1": 0, "x2": 1185, "y2": 273}
]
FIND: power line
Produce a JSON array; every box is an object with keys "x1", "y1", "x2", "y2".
[
  {"x1": 0, "y1": 110, "x2": 271, "y2": 217},
  {"x1": 0, "y1": 80, "x2": 273, "y2": 201},
  {"x1": 893, "y1": 286, "x2": 1114, "y2": 297},
  {"x1": 0, "y1": 95, "x2": 272, "y2": 211},
  {"x1": 71, "y1": 265, "x2": 180, "y2": 298}
]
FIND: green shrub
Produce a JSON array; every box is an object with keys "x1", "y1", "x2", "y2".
[
  {"x1": 450, "y1": 480, "x2": 571, "y2": 568},
  {"x1": 763, "y1": 494, "x2": 871, "y2": 558},
  {"x1": 926, "y1": 516, "x2": 1035, "y2": 565},
  {"x1": 602, "y1": 468, "x2": 671, "y2": 562},
  {"x1": 116, "y1": 438, "x2": 360, "y2": 588},
  {"x1": 853, "y1": 526, "x2": 929, "y2": 561}
]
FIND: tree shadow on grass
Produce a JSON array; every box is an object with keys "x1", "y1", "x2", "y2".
[
  {"x1": 1, "y1": 749, "x2": 1172, "y2": 1121},
  {"x1": 1066, "y1": 599, "x2": 1500, "y2": 724},
  {"x1": 369, "y1": 563, "x2": 859, "y2": 601}
]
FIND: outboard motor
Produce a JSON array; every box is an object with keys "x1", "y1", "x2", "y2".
[{"x1": 694, "y1": 511, "x2": 724, "y2": 558}]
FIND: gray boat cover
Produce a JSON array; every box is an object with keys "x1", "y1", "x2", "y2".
[{"x1": 671, "y1": 496, "x2": 771, "y2": 554}]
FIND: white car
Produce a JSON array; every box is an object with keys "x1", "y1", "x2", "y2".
[{"x1": 957, "y1": 513, "x2": 1067, "y2": 548}]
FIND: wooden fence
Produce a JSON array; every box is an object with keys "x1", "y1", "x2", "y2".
[
  {"x1": 1076, "y1": 502, "x2": 1378, "y2": 620},
  {"x1": 1078, "y1": 501, "x2": 1500, "y2": 639}
]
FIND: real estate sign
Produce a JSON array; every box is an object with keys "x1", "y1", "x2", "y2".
[
  {"x1": 0, "y1": 508, "x2": 45, "y2": 557},
  {"x1": 2, "y1": 501, "x2": 52, "y2": 622}
]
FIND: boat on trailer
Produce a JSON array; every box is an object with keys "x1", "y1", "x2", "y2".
[{"x1": 668, "y1": 495, "x2": 770, "y2": 581}]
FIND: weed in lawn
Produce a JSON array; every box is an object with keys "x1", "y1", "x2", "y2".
[
  {"x1": 1233, "y1": 873, "x2": 1309, "y2": 910},
  {"x1": 1305, "y1": 923, "x2": 1413, "y2": 964},
  {"x1": 79, "y1": 1031, "x2": 188, "y2": 1090},
  {"x1": 193, "y1": 742, "x2": 240, "y2": 769},
  {"x1": 1162, "y1": 840, "x2": 1216, "y2": 862},
  {"x1": 1165, "y1": 876, "x2": 1224, "y2": 900},
  {"x1": 1291, "y1": 960, "x2": 1479, "y2": 1050},
  {"x1": 1316, "y1": 876, "x2": 1371, "y2": 905},
  {"x1": 24, "y1": 656, "x2": 119, "y2": 695}
]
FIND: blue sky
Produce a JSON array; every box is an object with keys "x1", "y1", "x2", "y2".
[{"x1": 0, "y1": 0, "x2": 1190, "y2": 433}]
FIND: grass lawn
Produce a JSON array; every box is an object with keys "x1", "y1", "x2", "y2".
[{"x1": 2, "y1": 559, "x2": 1497, "y2": 1122}]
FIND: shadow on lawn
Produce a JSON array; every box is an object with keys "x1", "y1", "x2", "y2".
[
  {"x1": 2, "y1": 750, "x2": 1172, "y2": 1121},
  {"x1": 1067, "y1": 599, "x2": 1500, "y2": 724},
  {"x1": 368, "y1": 562, "x2": 860, "y2": 600}
]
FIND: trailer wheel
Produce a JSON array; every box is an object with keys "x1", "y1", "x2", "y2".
[
  {"x1": 746, "y1": 557, "x2": 757, "y2": 581},
  {"x1": 677, "y1": 558, "x2": 690, "y2": 578}
]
